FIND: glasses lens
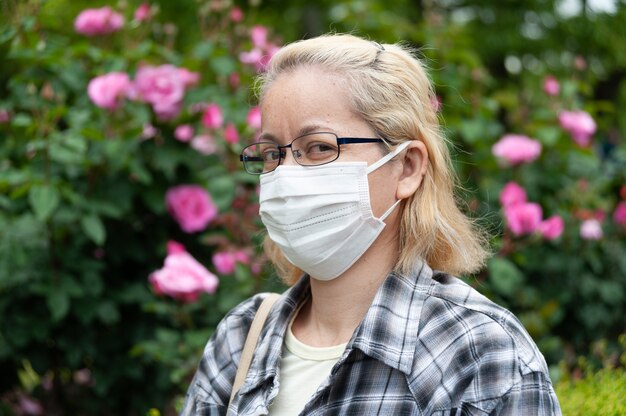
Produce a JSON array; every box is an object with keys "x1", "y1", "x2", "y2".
[
  {"x1": 242, "y1": 142, "x2": 281, "y2": 174},
  {"x1": 292, "y1": 133, "x2": 339, "y2": 166}
]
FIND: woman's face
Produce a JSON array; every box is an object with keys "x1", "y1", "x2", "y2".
[{"x1": 259, "y1": 66, "x2": 404, "y2": 221}]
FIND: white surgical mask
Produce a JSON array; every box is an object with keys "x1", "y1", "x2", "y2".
[{"x1": 259, "y1": 141, "x2": 410, "y2": 281}]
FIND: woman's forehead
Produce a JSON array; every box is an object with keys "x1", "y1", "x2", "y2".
[{"x1": 259, "y1": 69, "x2": 360, "y2": 138}]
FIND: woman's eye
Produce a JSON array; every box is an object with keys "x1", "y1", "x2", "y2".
[
  {"x1": 307, "y1": 142, "x2": 336, "y2": 155},
  {"x1": 262, "y1": 149, "x2": 281, "y2": 161}
]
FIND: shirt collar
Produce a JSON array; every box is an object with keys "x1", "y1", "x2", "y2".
[
  {"x1": 240, "y1": 260, "x2": 432, "y2": 395},
  {"x1": 351, "y1": 260, "x2": 431, "y2": 374}
]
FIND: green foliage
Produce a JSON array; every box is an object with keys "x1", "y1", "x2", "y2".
[
  {"x1": 555, "y1": 335, "x2": 626, "y2": 415},
  {"x1": 0, "y1": 0, "x2": 285, "y2": 413},
  {"x1": 556, "y1": 368, "x2": 626, "y2": 416}
]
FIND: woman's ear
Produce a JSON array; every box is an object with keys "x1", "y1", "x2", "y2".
[{"x1": 396, "y1": 140, "x2": 429, "y2": 200}]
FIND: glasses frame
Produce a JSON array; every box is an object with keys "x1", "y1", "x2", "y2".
[{"x1": 239, "y1": 131, "x2": 385, "y2": 174}]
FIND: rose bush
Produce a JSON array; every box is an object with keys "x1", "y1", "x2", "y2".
[
  {"x1": 412, "y1": 7, "x2": 626, "y2": 374},
  {"x1": 0, "y1": 1, "x2": 284, "y2": 413}
]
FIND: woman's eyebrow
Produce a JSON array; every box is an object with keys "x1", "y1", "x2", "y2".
[
  {"x1": 257, "y1": 132, "x2": 279, "y2": 143},
  {"x1": 259, "y1": 124, "x2": 334, "y2": 144},
  {"x1": 295, "y1": 124, "x2": 333, "y2": 138}
]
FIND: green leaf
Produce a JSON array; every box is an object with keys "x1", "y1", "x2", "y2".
[
  {"x1": 60, "y1": 274, "x2": 84, "y2": 297},
  {"x1": 488, "y1": 257, "x2": 525, "y2": 297},
  {"x1": 458, "y1": 119, "x2": 485, "y2": 144},
  {"x1": 567, "y1": 151, "x2": 600, "y2": 177},
  {"x1": 49, "y1": 133, "x2": 88, "y2": 164},
  {"x1": 129, "y1": 160, "x2": 152, "y2": 185},
  {"x1": 17, "y1": 360, "x2": 40, "y2": 392},
  {"x1": 207, "y1": 175, "x2": 236, "y2": 211},
  {"x1": 211, "y1": 56, "x2": 236, "y2": 75},
  {"x1": 28, "y1": 184, "x2": 60, "y2": 221},
  {"x1": 458, "y1": 118, "x2": 502, "y2": 144},
  {"x1": 535, "y1": 127, "x2": 562, "y2": 147},
  {"x1": 81, "y1": 214, "x2": 106, "y2": 245},
  {"x1": 97, "y1": 301, "x2": 120, "y2": 325},
  {"x1": 47, "y1": 290, "x2": 70, "y2": 321},
  {"x1": 11, "y1": 113, "x2": 33, "y2": 127},
  {"x1": 192, "y1": 41, "x2": 214, "y2": 60}
]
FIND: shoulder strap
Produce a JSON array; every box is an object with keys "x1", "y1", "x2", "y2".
[{"x1": 229, "y1": 293, "x2": 281, "y2": 404}]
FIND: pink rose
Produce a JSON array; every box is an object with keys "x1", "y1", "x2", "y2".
[
  {"x1": 191, "y1": 134, "x2": 217, "y2": 155},
  {"x1": 239, "y1": 48, "x2": 264, "y2": 69},
  {"x1": 74, "y1": 7, "x2": 124, "y2": 36},
  {"x1": 559, "y1": 110, "x2": 597, "y2": 147},
  {"x1": 17, "y1": 393, "x2": 43, "y2": 416},
  {"x1": 202, "y1": 103, "x2": 224, "y2": 129},
  {"x1": 505, "y1": 202, "x2": 543, "y2": 236},
  {"x1": 259, "y1": 44, "x2": 280, "y2": 71},
  {"x1": 492, "y1": 134, "x2": 542, "y2": 165},
  {"x1": 212, "y1": 252, "x2": 237, "y2": 275},
  {"x1": 87, "y1": 72, "x2": 131, "y2": 110},
  {"x1": 73, "y1": 368, "x2": 93, "y2": 386},
  {"x1": 177, "y1": 68, "x2": 200, "y2": 88},
  {"x1": 166, "y1": 240, "x2": 186, "y2": 254},
  {"x1": 580, "y1": 219, "x2": 603, "y2": 240},
  {"x1": 165, "y1": 185, "x2": 217, "y2": 233},
  {"x1": 233, "y1": 250, "x2": 251, "y2": 264},
  {"x1": 149, "y1": 241, "x2": 218, "y2": 301},
  {"x1": 539, "y1": 215, "x2": 564, "y2": 240},
  {"x1": 246, "y1": 106, "x2": 262, "y2": 130},
  {"x1": 0, "y1": 110, "x2": 10, "y2": 123},
  {"x1": 134, "y1": 2, "x2": 151, "y2": 22},
  {"x1": 212, "y1": 250, "x2": 251, "y2": 275},
  {"x1": 174, "y1": 124, "x2": 194, "y2": 142},
  {"x1": 499, "y1": 182, "x2": 527, "y2": 208},
  {"x1": 251, "y1": 25, "x2": 268, "y2": 48},
  {"x1": 132, "y1": 65, "x2": 186, "y2": 120},
  {"x1": 613, "y1": 201, "x2": 626, "y2": 227},
  {"x1": 239, "y1": 42, "x2": 280, "y2": 72},
  {"x1": 251, "y1": 262, "x2": 262, "y2": 275},
  {"x1": 230, "y1": 7, "x2": 244, "y2": 22},
  {"x1": 229, "y1": 72, "x2": 241, "y2": 89},
  {"x1": 224, "y1": 123, "x2": 239, "y2": 144},
  {"x1": 543, "y1": 76, "x2": 560, "y2": 96},
  {"x1": 141, "y1": 123, "x2": 157, "y2": 139}
]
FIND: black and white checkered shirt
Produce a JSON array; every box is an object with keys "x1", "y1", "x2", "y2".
[{"x1": 181, "y1": 261, "x2": 562, "y2": 415}]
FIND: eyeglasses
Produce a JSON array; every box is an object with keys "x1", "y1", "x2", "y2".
[{"x1": 239, "y1": 132, "x2": 385, "y2": 174}]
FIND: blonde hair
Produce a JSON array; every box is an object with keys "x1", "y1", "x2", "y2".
[{"x1": 257, "y1": 34, "x2": 490, "y2": 285}]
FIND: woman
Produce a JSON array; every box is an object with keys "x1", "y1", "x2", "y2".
[{"x1": 181, "y1": 34, "x2": 561, "y2": 415}]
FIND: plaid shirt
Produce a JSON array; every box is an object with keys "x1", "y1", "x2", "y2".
[{"x1": 181, "y1": 261, "x2": 562, "y2": 415}]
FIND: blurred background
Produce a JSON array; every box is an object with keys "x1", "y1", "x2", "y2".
[{"x1": 1, "y1": 0, "x2": 625, "y2": 414}]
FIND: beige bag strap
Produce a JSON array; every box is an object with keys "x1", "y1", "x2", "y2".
[{"x1": 229, "y1": 293, "x2": 281, "y2": 405}]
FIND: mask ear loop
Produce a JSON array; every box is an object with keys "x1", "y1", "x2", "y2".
[
  {"x1": 366, "y1": 140, "x2": 412, "y2": 221},
  {"x1": 379, "y1": 198, "x2": 402, "y2": 221},
  {"x1": 366, "y1": 140, "x2": 411, "y2": 174}
]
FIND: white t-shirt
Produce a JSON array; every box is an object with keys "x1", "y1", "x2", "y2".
[{"x1": 269, "y1": 318, "x2": 347, "y2": 415}]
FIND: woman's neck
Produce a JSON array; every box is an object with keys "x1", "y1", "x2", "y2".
[{"x1": 291, "y1": 227, "x2": 398, "y2": 347}]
